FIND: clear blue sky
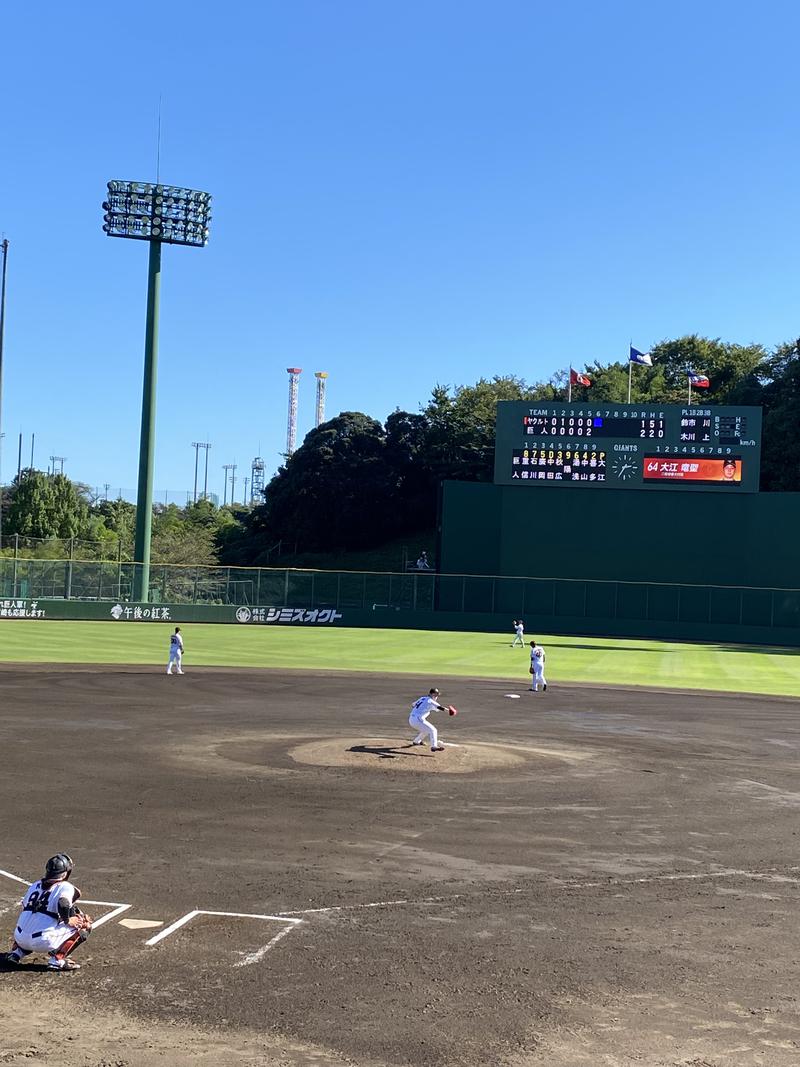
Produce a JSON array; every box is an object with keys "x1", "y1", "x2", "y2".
[{"x1": 2, "y1": 0, "x2": 798, "y2": 503}]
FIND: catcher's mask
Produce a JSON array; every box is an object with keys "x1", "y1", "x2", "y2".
[{"x1": 44, "y1": 853, "x2": 74, "y2": 881}]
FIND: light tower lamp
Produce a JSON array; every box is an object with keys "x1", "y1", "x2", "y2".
[{"x1": 103, "y1": 181, "x2": 212, "y2": 601}]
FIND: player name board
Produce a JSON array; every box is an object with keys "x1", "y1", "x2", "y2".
[{"x1": 494, "y1": 401, "x2": 762, "y2": 492}]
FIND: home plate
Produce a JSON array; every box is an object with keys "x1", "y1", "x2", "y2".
[
  {"x1": 118, "y1": 918, "x2": 164, "y2": 930},
  {"x1": 504, "y1": 693, "x2": 521, "y2": 699}
]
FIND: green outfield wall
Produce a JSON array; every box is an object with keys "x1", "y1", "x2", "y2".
[
  {"x1": 435, "y1": 481, "x2": 800, "y2": 645},
  {"x1": 438, "y1": 481, "x2": 800, "y2": 589}
]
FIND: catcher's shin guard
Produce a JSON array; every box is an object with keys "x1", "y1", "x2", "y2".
[{"x1": 52, "y1": 925, "x2": 91, "y2": 961}]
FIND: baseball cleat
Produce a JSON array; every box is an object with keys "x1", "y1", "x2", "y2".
[
  {"x1": 543, "y1": 684, "x2": 547, "y2": 690},
  {"x1": 412, "y1": 740, "x2": 424, "y2": 746},
  {"x1": 47, "y1": 957, "x2": 81, "y2": 971},
  {"x1": 431, "y1": 745, "x2": 445, "y2": 752},
  {"x1": 3, "y1": 951, "x2": 22, "y2": 966}
]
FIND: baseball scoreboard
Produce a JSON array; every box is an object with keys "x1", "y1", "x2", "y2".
[{"x1": 494, "y1": 401, "x2": 762, "y2": 493}]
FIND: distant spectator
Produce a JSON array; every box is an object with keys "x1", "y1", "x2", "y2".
[{"x1": 416, "y1": 551, "x2": 431, "y2": 570}]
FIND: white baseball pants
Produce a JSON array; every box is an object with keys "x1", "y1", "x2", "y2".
[{"x1": 409, "y1": 712, "x2": 438, "y2": 748}]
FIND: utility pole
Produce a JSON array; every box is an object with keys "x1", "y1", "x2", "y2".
[
  {"x1": 202, "y1": 442, "x2": 211, "y2": 500},
  {"x1": 192, "y1": 441, "x2": 210, "y2": 501},
  {"x1": 191, "y1": 442, "x2": 200, "y2": 502},
  {"x1": 222, "y1": 464, "x2": 234, "y2": 506},
  {"x1": 103, "y1": 483, "x2": 110, "y2": 501},
  {"x1": 229, "y1": 462, "x2": 238, "y2": 504}
]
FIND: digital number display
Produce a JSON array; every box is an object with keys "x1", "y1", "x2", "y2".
[
  {"x1": 495, "y1": 402, "x2": 762, "y2": 493},
  {"x1": 512, "y1": 447, "x2": 607, "y2": 482},
  {"x1": 524, "y1": 415, "x2": 665, "y2": 439}
]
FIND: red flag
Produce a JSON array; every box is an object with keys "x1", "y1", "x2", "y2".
[
  {"x1": 570, "y1": 368, "x2": 592, "y2": 387},
  {"x1": 688, "y1": 373, "x2": 710, "y2": 388}
]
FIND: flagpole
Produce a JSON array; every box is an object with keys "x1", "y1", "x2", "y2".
[
  {"x1": 627, "y1": 360, "x2": 632, "y2": 403},
  {"x1": 688, "y1": 375, "x2": 692, "y2": 405},
  {"x1": 567, "y1": 367, "x2": 572, "y2": 403}
]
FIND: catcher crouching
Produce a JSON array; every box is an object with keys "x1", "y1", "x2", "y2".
[{"x1": 3, "y1": 853, "x2": 93, "y2": 972}]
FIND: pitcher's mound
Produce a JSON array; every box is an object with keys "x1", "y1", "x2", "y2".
[{"x1": 289, "y1": 737, "x2": 561, "y2": 774}]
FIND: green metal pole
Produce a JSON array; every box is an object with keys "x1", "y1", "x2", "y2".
[{"x1": 132, "y1": 240, "x2": 162, "y2": 602}]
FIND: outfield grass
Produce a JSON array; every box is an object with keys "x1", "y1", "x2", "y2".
[{"x1": 0, "y1": 620, "x2": 798, "y2": 696}]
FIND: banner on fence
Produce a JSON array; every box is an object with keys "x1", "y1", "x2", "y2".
[
  {"x1": 234, "y1": 606, "x2": 343, "y2": 625},
  {"x1": 0, "y1": 599, "x2": 47, "y2": 619}
]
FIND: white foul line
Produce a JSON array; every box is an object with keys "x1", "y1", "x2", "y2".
[
  {"x1": 85, "y1": 902, "x2": 133, "y2": 927},
  {"x1": 146, "y1": 909, "x2": 302, "y2": 948},
  {"x1": 0, "y1": 868, "x2": 31, "y2": 886},
  {"x1": 236, "y1": 923, "x2": 299, "y2": 967},
  {"x1": 280, "y1": 896, "x2": 451, "y2": 916},
  {"x1": 145, "y1": 909, "x2": 200, "y2": 946}
]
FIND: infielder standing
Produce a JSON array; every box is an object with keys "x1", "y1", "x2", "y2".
[
  {"x1": 166, "y1": 626, "x2": 184, "y2": 675},
  {"x1": 529, "y1": 639, "x2": 547, "y2": 691},
  {"x1": 409, "y1": 687, "x2": 448, "y2": 752},
  {"x1": 511, "y1": 619, "x2": 525, "y2": 647},
  {"x1": 3, "y1": 854, "x2": 92, "y2": 971}
]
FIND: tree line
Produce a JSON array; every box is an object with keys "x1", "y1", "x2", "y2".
[
  {"x1": 0, "y1": 473, "x2": 242, "y2": 566},
  {"x1": 226, "y1": 334, "x2": 799, "y2": 562},
  {"x1": 2, "y1": 334, "x2": 798, "y2": 564}
]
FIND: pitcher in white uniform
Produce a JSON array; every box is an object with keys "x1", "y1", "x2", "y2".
[
  {"x1": 408, "y1": 687, "x2": 448, "y2": 752},
  {"x1": 167, "y1": 627, "x2": 184, "y2": 675},
  {"x1": 3, "y1": 854, "x2": 92, "y2": 971}
]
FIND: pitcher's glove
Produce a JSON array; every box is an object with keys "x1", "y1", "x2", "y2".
[
  {"x1": 68, "y1": 907, "x2": 93, "y2": 931},
  {"x1": 448, "y1": 705, "x2": 458, "y2": 716}
]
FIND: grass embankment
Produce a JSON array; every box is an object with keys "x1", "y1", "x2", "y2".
[{"x1": 0, "y1": 621, "x2": 797, "y2": 697}]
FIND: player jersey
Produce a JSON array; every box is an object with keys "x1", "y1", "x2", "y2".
[
  {"x1": 15, "y1": 879, "x2": 77, "y2": 937},
  {"x1": 530, "y1": 645, "x2": 545, "y2": 668},
  {"x1": 515, "y1": 624, "x2": 524, "y2": 637},
  {"x1": 170, "y1": 633, "x2": 183, "y2": 651},
  {"x1": 410, "y1": 695, "x2": 440, "y2": 717}
]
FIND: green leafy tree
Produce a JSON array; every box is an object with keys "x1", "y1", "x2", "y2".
[
  {"x1": 6, "y1": 472, "x2": 90, "y2": 540},
  {"x1": 254, "y1": 412, "x2": 393, "y2": 552}
]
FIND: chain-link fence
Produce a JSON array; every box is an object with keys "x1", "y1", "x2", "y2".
[{"x1": 0, "y1": 552, "x2": 798, "y2": 630}]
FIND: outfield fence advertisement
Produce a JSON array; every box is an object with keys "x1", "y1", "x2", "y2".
[{"x1": 1, "y1": 560, "x2": 799, "y2": 646}]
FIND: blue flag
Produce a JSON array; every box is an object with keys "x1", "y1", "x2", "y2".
[{"x1": 629, "y1": 346, "x2": 652, "y2": 367}]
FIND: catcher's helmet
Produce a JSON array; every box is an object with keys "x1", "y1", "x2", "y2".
[{"x1": 44, "y1": 853, "x2": 74, "y2": 880}]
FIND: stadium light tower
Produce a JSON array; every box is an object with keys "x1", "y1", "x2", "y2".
[{"x1": 103, "y1": 180, "x2": 212, "y2": 601}]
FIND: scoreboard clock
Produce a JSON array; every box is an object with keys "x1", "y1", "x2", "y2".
[{"x1": 494, "y1": 402, "x2": 762, "y2": 493}]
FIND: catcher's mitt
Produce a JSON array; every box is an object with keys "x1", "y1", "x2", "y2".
[
  {"x1": 448, "y1": 705, "x2": 458, "y2": 716},
  {"x1": 68, "y1": 908, "x2": 93, "y2": 931}
]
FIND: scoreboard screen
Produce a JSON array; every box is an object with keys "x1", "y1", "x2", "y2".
[{"x1": 494, "y1": 402, "x2": 762, "y2": 492}]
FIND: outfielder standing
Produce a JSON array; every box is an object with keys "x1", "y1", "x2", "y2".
[
  {"x1": 166, "y1": 626, "x2": 184, "y2": 675},
  {"x1": 529, "y1": 639, "x2": 547, "y2": 692},
  {"x1": 511, "y1": 619, "x2": 525, "y2": 647},
  {"x1": 3, "y1": 854, "x2": 92, "y2": 972},
  {"x1": 409, "y1": 687, "x2": 449, "y2": 752}
]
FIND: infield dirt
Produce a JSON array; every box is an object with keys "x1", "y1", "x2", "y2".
[{"x1": 1, "y1": 665, "x2": 799, "y2": 1066}]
